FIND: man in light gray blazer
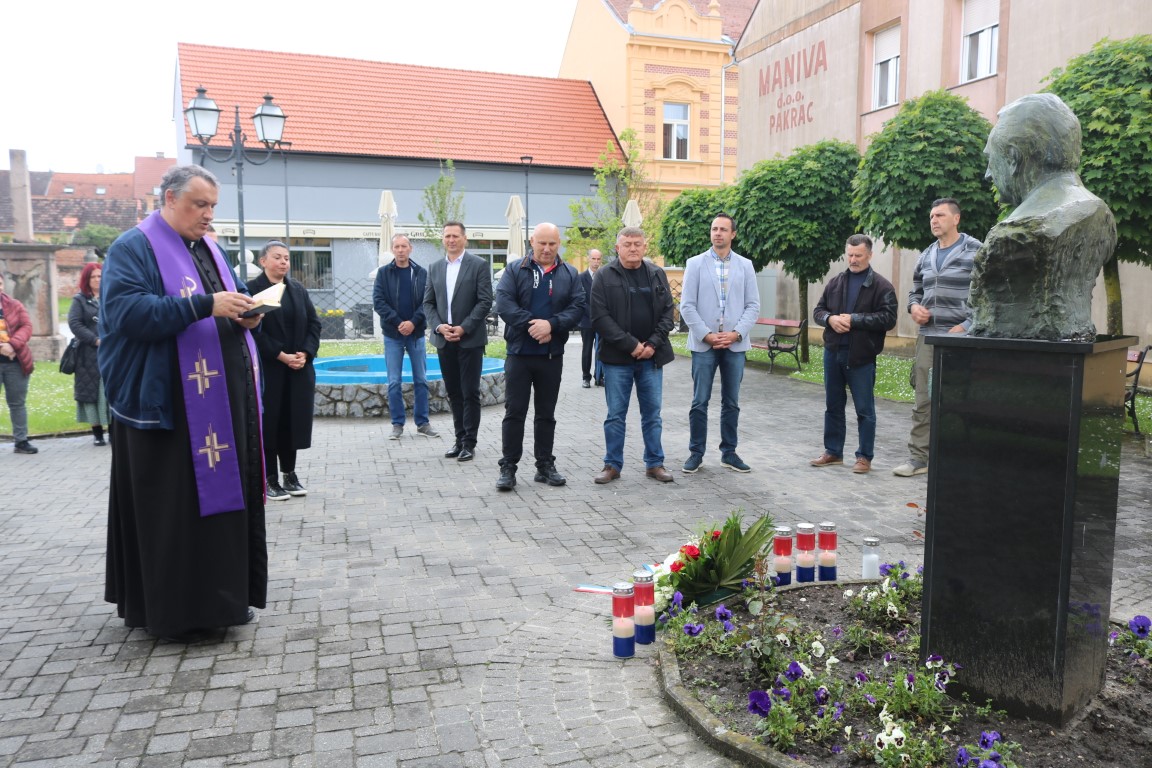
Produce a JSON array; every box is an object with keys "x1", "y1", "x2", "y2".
[
  {"x1": 423, "y1": 221, "x2": 493, "y2": 462},
  {"x1": 678, "y1": 213, "x2": 761, "y2": 474}
]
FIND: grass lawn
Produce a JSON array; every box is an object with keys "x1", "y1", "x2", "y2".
[{"x1": 5, "y1": 334, "x2": 1148, "y2": 439}]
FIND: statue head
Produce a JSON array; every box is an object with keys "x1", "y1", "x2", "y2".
[{"x1": 985, "y1": 94, "x2": 1082, "y2": 206}]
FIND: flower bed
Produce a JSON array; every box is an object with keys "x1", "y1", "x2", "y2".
[{"x1": 658, "y1": 570, "x2": 1152, "y2": 767}]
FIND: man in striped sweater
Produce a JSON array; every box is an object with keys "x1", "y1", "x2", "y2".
[{"x1": 893, "y1": 198, "x2": 981, "y2": 477}]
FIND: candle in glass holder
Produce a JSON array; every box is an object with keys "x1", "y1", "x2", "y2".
[
  {"x1": 632, "y1": 570, "x2": 656, "y2": 645},
  {"x1": 795, "y1": 523, "x2": 816, "y2": 551},
  {"x1": 612, "y1": 583, "x2": 635, "y2": 658},
  {"x1": 861, "y1": 537, "x2": 881, "y2": 579},
  {"x1": 818, "y1": 522, "x2": 838, "y2": 581}
]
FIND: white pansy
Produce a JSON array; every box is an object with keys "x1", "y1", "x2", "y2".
[
  {"x1": 775, "y1": 633, "x2": 791, "y2": 647},
  {"x1": 843, "y1": 589, "x2": 854, "y2": 598},
  {"x1": 825, "y1": 655, "x2": 839, "y2": 672},
  {"x1": 810, "y1": 640, "x2": 825, "y2": 658},
  {"x1": 798, "y1": 661, "x2": 813, "y2": 678},
  {"x1": 887, "y1": 601, "x2": 900, "y2": 618}
]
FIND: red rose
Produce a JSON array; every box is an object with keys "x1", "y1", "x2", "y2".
[
  {"x1": 680, "y1": 544, "x2": 701, "y2": 560},
  {"x1": 712, "y1": 530, "x2": 722, "y2": 540},
  {"x1": 671, "y1": 561, "x2": 684, "y2": 573}
]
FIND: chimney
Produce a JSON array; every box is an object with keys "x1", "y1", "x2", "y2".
[{"x1": 8, "y1": 150, "x2": 35, "y2": 243}]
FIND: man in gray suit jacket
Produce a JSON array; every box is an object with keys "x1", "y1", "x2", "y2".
[
  {"x1": 678, "y1": 214, "x2": 760, "y2": 474},
  {"x1": 423, "y1": 221, "x2": 494, "y2": 462}
]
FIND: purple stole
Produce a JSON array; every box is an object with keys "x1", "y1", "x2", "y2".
[{"x1": 138, "y1": 211, "x2": 263, "y2": 517}]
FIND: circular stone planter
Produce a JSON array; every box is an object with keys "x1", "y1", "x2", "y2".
[
  {"x1": 656, "y1": 579, "x2": 878, "y2": 768},
  {"x1": 313, "y1": 356, "x2": 506, "y2": 418}
]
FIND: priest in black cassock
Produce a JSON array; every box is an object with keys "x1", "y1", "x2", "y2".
[{"x1": 99, "y1": 165, "x2": 268, "y2": 642}]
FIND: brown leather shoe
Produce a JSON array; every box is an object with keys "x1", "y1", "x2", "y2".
[
  {"x1": 594, "y1": 465, "x2": 620, "y2": 484},
  {"x1": 852, "y1": 457, "x2": 872, "y2": 474},
  {"x1": 809, "y1": 453, "x2": 843, "y2": 467},
  {"x1": 645, "y1": 466, "x2": 674, "y2": 483}
]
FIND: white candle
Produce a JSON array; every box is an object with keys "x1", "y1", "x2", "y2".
[
  {"x1": 634, "y1": 605, "x2": 656, "y2": 626},
  {"x1": 774, "y1": 555, "x2": 792, "y2": 573},
  {"x1": 819, "y1": 551, "x2": 837, "y2": 567},
  {"x1": 796, "y1": 552, "x2": 816, "y2": 568},
  {"x1": 613, "y1": 617, "x2": 635, "y2": 637},
  {"x1": 862, "y1": 552, "x2": 880, "y2": 579}
]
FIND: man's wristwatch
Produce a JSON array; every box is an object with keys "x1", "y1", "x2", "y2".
[{"x1": 735, "y1": 333, "x2": 743, "y2": 342}]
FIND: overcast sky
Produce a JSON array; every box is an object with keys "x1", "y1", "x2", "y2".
[{"x1": 1, "y1": 0, "x2": 579, "y2": 173}]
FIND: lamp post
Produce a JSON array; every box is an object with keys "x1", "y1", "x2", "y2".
[
  {"x1": 184, "y1": 87, "x2": 288, "y2": 282},
  {"x1": 520, "y1": 155, "x2": 533, "y2": 257}
]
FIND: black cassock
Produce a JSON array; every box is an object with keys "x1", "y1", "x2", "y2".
[{"x1": 105, "y1": 241, "x2": 267, "y2": 638}]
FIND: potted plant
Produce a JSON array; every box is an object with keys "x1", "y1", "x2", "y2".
[{"x1": 318, "y1": 308, "x2": 346, "y2": 339}]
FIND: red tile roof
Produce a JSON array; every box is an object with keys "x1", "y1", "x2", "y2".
[
  {"x1": 45, "y1": 173, "x2": 134, "y2": 199},
  {"x1": 177, "y1": 43, "x2": 622, "y2": 169},
  {"x1": 605, "y1": 0, "x2": 758, "y2": 42}
]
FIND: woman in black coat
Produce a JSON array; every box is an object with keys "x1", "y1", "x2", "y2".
[
  {"x1": 248, "y1": 241, "x2": 322, "y2": 500},
  {"x1": 68, "y1": 263, "x2": 109, "y2": 446}
]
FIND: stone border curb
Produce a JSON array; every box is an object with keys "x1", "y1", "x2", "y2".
[{"x1": 656, "y1": 579, "x2": 879, "y2": 767}]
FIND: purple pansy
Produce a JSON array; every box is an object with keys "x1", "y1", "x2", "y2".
[
  {"x1": 814, "y1": 686, "x2": 829, "y2": 705},
  {"x1": 832, "y1": 701, "x2": 846, "y2": 720},
  {"x1": 854, "y1": 671, "x2": 870, "y2": 684},
  {"x1": 683, "y1": 623, "x2": 704, "y2": 637},
  {"x1": 672, "y1": 591, "x2": 683, "y2": 608},
  {"x1": 955, "y1": 746, "x2": 971, "y2": 766},
  {"x1": 715, "y1": 604, "x2": 733, "y2": 622},
  {"x1": 772, "y1": 685, "x2": 791, "y2": 702},
  {"x1": 831, "y1": 625, "x2": 844, "y2": 639},
  {"x1": 978, "y1": 731, "x2": 1001, "y2": 750},
  {"x1": 722, "y1": 620, "x2": 736, "y2": 633},
  {"x1": 864, "y1": 694, "x2": 877, "y2": 705},
  {"x1": 784, "y1": 661, "x2": 805, "y2": 682},
  {"x1": 748, "y1": 690, "x2": 772, "y2": 717},
  {"x1": 904, "y1": 673, "x2": 915, "y2": 691},
  {"x1": 1129, "y1": 615, "x2": 1151, "y2": 639}
]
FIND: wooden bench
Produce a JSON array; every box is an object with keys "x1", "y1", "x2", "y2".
[
  {"x1": 1126, "y1": 345, "x2": 1151, "y2": 435},
  {"x1": 750, "y1": 318, "x2": 807, "y2": 372}
]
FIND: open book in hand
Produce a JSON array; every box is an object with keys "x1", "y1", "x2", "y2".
[{"x1": 241, "y1": 282, "x2": 286, "y2": 318}]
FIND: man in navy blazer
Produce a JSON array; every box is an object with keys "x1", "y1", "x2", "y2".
[
  {"x1": 678, "y1": 214, "x2": 760, "y2": 475},
  {"x1": 422, "y1": 221, "x2": 493, "y2": 462}
]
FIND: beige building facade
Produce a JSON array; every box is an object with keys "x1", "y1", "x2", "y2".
[
  {"x1": 562, "y1": 0, "x2": 753, "y2": 198},
  {"x1": 736, "y1": 0, "x2": 1152, "y2": 343}
]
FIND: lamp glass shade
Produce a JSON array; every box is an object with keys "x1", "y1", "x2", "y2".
[
  {"x1": 253, "y1": 94, "x2": 286, "y2": 145},
  {"x1": 184, "y1": 87, "x2": 221, "y2": 141}
]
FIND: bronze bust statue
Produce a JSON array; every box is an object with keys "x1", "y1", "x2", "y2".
[{"x1": 969, "y1": 93, "x2": 1116, "y2": 341}]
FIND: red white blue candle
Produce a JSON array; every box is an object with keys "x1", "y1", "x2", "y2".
[
  {"x1": 795, "y1": 524, "x2": 816, "y2": 582},
  {"x1": 818, "y1": 522, "x2": 838, "y2": 581},
  {"x1": 612, "y1": 583, "x2": 635, "y2": 658},
  {"x1": 632, "y1": 570, "x2": 655, "y2": 645},
  {"x1": 773, "y1": 527, "x2": 793, "y2": 586}
]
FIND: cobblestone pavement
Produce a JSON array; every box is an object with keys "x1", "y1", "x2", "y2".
[{"x1": 2, "y1": 349, "x2": 1149, "y2": 767}]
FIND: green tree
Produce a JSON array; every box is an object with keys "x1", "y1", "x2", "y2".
[
  {"x1": 417, "y1": 159, "x2": 465, "y2": 248},
  {"x1": 658, "y1": 186, "x2": 732, "y2": 266},
  {"x1": 853, "y1": 90, "x2": 997, "y2": 250},
  {"x1": 1046, "y1": 35, "x2": 1152, "y2": 335},
  {"x1": 71, "y1": 223, "x2": 122, "y2": 254},
  {"x1": 732, "y1": 140, "x2": 861, "y2": 362},
  {"x1": 567, "y1": 128, "x2": 662, "y2": 262}
]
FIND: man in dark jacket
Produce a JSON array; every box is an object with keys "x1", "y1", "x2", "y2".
[
  {"x1": 494, "y1": 223, "x2": 585, "y2": 490},
  {"x1": 810, "y1": 234, "x2": 898, "y2": 474},
  {"x1": 577, "y1": 249, "x2": 603, "y2": 387},
  {"x1": 590, "y1": 227, "x2": 676, "y2": 484},
  {"x1": 374, "y1": 234, "x2": 437, "y2": 440}
]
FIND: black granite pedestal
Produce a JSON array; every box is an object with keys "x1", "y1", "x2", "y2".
[{"x1": 920, "y1": 334, "x2": 1135, "y2": 726}]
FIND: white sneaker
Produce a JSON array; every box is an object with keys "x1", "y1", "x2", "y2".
[
  {"x1": 390, "y1": 425, "x2": 403, "y2": 440},
  {"x1": 416, "y1": 423, "x2": 440, "y2": 438},
  {"x1": 892, "y1": 460, "x2": 928, "y2": 477}
]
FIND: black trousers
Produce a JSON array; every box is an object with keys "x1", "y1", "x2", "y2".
[
  {"x1": 438, "y1": 343, "x2": 483, "y2": 448},
  {"x1": 501, "y1": 354, "x2": 564, "y2": 467},
  {"x1": 580, "y1": 328, "x2": 596, "y2": 381}
]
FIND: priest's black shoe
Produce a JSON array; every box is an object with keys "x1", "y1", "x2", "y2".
[
  {"x1": 496, "y1": 465, "x2": 517, "y2": 491},
  {"x1": 534, "y1": 462, "x2": 567, "y2": 486},
  {"x1": 282, "y1": 472, "x2": 307, "y2": 496},
  {"x1": 444, "y1": 443, "x2": 463, "y2": 458}
]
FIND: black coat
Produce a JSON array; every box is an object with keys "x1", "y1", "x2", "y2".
[
  {"x1": 247, "y1": 273, "x2": 322, "y2": 450},
  {"x1": 812, "y1": 266, "x2": 898, "y2": 367},
  {"x1": 68, "y1": 293, "x2": 102, "y2": 403}
]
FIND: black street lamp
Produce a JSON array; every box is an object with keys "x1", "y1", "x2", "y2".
[
  {"x1": 520, "y1": 155, "x2": 533, "y2": 257},
  {"x1": 184, "y1": 87, "x2": 288, "y2": 282}
]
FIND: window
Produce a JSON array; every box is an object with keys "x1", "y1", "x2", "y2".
[
  {"x1": 662, "y1": 103, "x2": 690, "y2": 160},
  {"x1": 872, "y1": 25, "x2": 901, "y2": 109},
  {"x1": 63, "y1": 186, "x2": 74, "y2": 194},
  {"x1": 96, "y1": 187, "x2": 106, "y2": 195},
  {"x1": 961, "y1": 0, "x2": 999, "y2": 82},
  {"x1": 287, "y1": 238, "x2": 333, "y2": 290}
]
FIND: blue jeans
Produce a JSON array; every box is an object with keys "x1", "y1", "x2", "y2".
[
  {"x1": 602, "y1": 360, "x2": 664, "y2": 471},
  {"x1": 688, "y1": 348, "x2": 745, "y2": 459},
  {"x1": 0, "y1": 362, "x2": 29, "y2": 442},
  {"x1": 823, "y1": 346, "x2": 876, "y2": 460},
  {"x1": 384, "y1": 334, "x2": 429, "y2": 427}
]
